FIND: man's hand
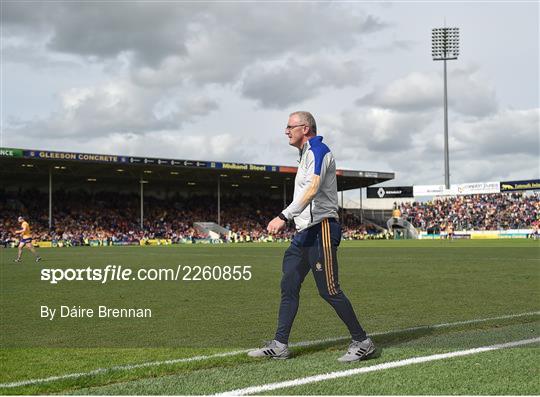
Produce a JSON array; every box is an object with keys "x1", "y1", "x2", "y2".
[{"x1": 267, "y1": 217, "x2": 286, "y2": 234}]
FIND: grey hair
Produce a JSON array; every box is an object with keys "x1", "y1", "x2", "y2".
[{"x1": 290, "y1": 111, "x2": 317, "y2": 135}]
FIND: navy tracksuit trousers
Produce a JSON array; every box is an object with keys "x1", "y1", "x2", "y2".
[{"x1": 274, "y1": 218, "x2": 367, "y2": 344}]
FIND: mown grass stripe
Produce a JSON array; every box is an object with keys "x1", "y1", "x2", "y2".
[
  {"x1": 1, "y1": 310, "x2": 538, "y2": 389},
  {"x1": 0, "y1": 349, "x2": 250, "y2": 388},
  {"x1": 216, "y1": 337, "x2": 540, "y2": 396}
]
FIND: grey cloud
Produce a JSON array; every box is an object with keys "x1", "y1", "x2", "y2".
[
  {"x1": 100, "y1": 131, "x2": 252, "y2": 163},
  {"x1": 3, "y1": 2, "x2": 193, "y2": 66},
  {"x1": 354, "y1": 137, "x2": 538, "y2": 186},
  {"x1": 1, "y1": 41, "x2": 83, "y2": 69},
  {"x1": 7, "y1": 130, "x2": 253, "y2": 166},
  {"x1": 2, "y1": 2, "x2": 48, "y2": 29},
  {"x1": 2, "y1": 2, "x2": 536, "y2": 188},
  {"x1": 6, "y1": 82, "x2": 219, "y2": 139},
  {"x1": 357, "y1": 72, "x2": 438, "y2": 111},
  {"x1": 340, "y1": 108, "x2": 435, "y2": 152},
  {"x1": 450, "y1": 68, "x2": 499, "y2": 117},
  {"x1": 327, "y1": 105, "x2": 538, "y2": 185},
  {"x1": 367, "y1": 39, "x2": 416, "y2": 53},
  {"x1": 356, "y1": 68, "x2": 498, "y2": 117},
  {"x1": 130, "y1": 4, "x2": 384, "y2": 89},
  {"x1": 240, "y1": 55, "x2": 365, "y2": 109},
  {"x1": 452, "y1": 108, "x2": 539, "y2": 157},
  {"x1": 3, "y1": 3, "x2": 386, "y2": 86},
  {"x1": 392, "y1": 153, "x2": 538, "y2": 185}
]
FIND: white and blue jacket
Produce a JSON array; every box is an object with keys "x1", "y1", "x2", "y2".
[{"x1": 281, "y1": 136, "x2": 339, "y2": 232}]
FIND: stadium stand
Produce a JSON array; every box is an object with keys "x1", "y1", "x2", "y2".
[
  {"x1": 0, "y1": 190, "x2": 285, "y2": 245},
  {"x1": 400, "y1": 192, "x2": 540, "y2": 231},
  {"x1": 2, "y1": 189, "x2": 538, "y2": 247},
  {"x1": 0, "y1": 189, "x2": 393, "y2": 246},
  {"x1": 1, "y1": 147, "x2": 397, "y2": 246},
  {"x1": 2, "y1": 149, "x2": 538, "y2": 245}
]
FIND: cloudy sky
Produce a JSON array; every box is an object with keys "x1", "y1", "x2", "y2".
[{"x1": 1, "y1": 1, "x2": 539, "y2": 187}]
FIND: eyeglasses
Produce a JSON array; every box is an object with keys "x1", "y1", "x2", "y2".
[{"x1": 285, "y1": 124, "x2": 306, "y2": 131}]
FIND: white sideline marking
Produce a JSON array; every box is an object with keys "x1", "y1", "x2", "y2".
[
  {"x1": 0, "y1": 349, "x2": 251, "y2": 389},
  {"x1": 1, "y1": 310, "x2": 538, "y2": 389},
  {"x1": 216, "y1": 337, "x2": 540, "y2": 396},
  {"x1": 292, "y1": 310, "x2": 540, "y2": 347}
]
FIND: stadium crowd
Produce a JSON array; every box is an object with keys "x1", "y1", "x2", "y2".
[
  {"x1": 1, "y1": 190, "x2": 538, "y2": 246},
  {"x1": 400, "y1": 192, "x2": 539, "y2": 231},
  {"x1": 0, "y1": 191, "x2": 293, "y2": 245},
  {"x1": 1, "y1": 189, "x2": 383, "y2": 246}
]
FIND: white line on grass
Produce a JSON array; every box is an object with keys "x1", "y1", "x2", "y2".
[
  {"x1": 0, "y1": 349, "x2": 251, "y2": 389},
  {"x1": 1, "y1": 310, "x2": 538, "y2": 389},
  {"x1": 215, "y1": 337, "x2": 540, "y2": 396}
]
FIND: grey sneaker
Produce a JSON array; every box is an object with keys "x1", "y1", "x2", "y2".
[
  {"x1": 338, "y1": 338, "x2": 376, "y2": 362},
  {"x1": 247, "y1": 340, "x2": 290, "y2": 359}
]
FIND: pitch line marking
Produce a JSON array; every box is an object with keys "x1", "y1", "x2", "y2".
[
  {"x1": 1, "y1": 310, "x2": 538, "y2": 389},
  {"x1": 216, "y1": 337, "x2": 540, "y2": 396}
]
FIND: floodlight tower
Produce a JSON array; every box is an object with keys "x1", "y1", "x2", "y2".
[{"x1": 432, "y1": 27, "x2": 459, "y2": 190}]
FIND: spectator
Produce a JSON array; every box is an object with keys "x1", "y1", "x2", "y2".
[{"x1": 400, "y1": 192, "x2": 539, "y2": 231}]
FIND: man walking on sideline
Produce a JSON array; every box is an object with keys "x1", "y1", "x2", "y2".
[{"x1": 248, "y1": 111, "x2": 375, "y2": 362}]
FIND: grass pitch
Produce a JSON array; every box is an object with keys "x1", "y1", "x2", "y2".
[{"x1": 1, "y1": 239, "x2": 539, "y2": 395}]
